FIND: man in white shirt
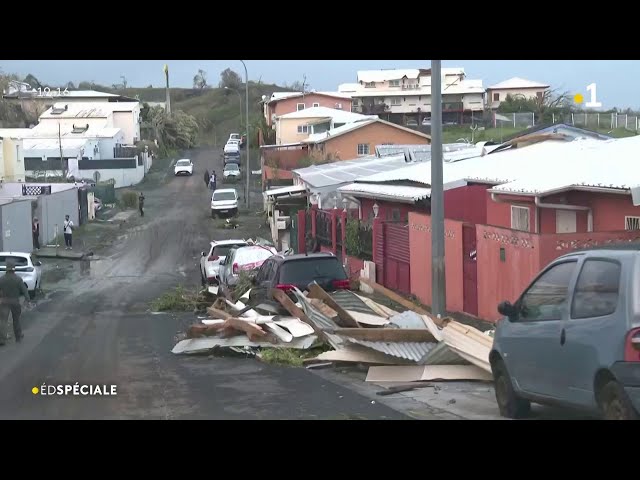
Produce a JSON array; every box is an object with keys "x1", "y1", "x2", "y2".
[{"x1": 63, "y1": 214, "x2": 74, "y2": 250}]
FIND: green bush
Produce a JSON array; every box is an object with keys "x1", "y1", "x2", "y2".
[{"x1": 120, "y1": 191, "x2": 139, "y2": 209}]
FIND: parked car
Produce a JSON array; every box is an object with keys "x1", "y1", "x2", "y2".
[
  {"x1": 490, "y1": 245, "x2": 640, "y2": 420},
  {"x1": 421, "y1": 117, "x2": 431, "y2": 126},
  {"x1": 223, "y1": 163, "x2": 241, "y2": 180},
  {"x1": 174, "y1": 158, "x2": 193, "y2": 176},
  {"x1": 405, "y1": 119, "x2": 418, "y2": 127},
  {"x1": 0, "y1": 252, "x2": 42, "y2": 299},
  {"x1": 229, "y1": 133, "x2": 241, "y2": 143},
  {"x1": 200, "y1": 239, "x2": 248, "y2": 285},
  {"x1": 249, "y1": 252, "x2": 350, "y2": 302},
  {"x1": 218, "y1": 245, "x2": 278, "y2": 297},
  {"x1": 211, "y1": 188, "x2": 238, "y2": 218}
]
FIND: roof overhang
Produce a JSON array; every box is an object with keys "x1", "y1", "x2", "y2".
[{"x1": 488, "y1": 185, "x2": 631, "y2": 198}]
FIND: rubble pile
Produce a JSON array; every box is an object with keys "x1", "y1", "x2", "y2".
[{"x1": 172, "y1": 280, "x2": 495, "y2": 385}]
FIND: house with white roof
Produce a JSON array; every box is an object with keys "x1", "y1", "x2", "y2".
[
  {"x1": 0, "y1": 128, "x2": 34, "y2": 182},
  {"x1": 339, "y1": 67, "x2": 485, "y2": 126},
  {"x1": 262, "y1": 91, "x2": 353, "y2": 129},
  {"x1": 486, "y1": 77, "x2": 550, "y2": 110}
]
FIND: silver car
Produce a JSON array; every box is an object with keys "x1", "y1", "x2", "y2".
[{"x1": 491, "y1": 245, "x2": 640, "y2": 420}]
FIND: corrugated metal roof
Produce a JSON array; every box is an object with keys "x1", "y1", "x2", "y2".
[
  {"x1": 339, "y1": 183, "x2": 431, "y2": 202},
  {"x1": 23, "y1": 137, "x2": 89, "y2": 150},
  {"x1": 418, "y1": 342, "x2": 468, "y2": 366},
  {"x1": 304, "y1": 119, "x2": 378, "y2": 143},
  {"x1": 40, "y1": 101, "x2": 138, "y2": 119},
  {"x1": 488, "y1": 77, "x2": 549, "y2": 89},
  {"x1": 342, "y1": 337, "x2": 436, "y2": 362},
  {"x1": 264, "y1": 185, "x2": 308, "y2": 197},
  {"x1": 292, "y1": 289, "x2": 345, "y2": 350},
  {"x1": 329, "y1": 290, "x2": 378, "y2": 316}
]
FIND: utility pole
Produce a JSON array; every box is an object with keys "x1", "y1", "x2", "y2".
[
  {"x1": 430, "y1": 60, "x2": 446, "y2": 318},
  {"x1": 240, "y1": 60, "x2": 250, "y2": 209},
  {"x1": 164, "y1": 64, "x2": 171, "y2": 115},
  {"x1": 58, "y1": 122, "x2": 65, "y2": 179}
]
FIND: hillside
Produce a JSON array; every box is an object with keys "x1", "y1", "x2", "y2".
[{"x1": 108, "y1": 83, "x2": 292, "y2": 146}]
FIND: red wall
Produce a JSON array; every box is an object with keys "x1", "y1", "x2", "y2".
[
  {"x1": 408, "y1": 213, "x2": 464, "y2": 314},
  {"x1": 444, "y1": 184, "x2": 490, "y2": 224},
  {"x1": 360, "y1": 198, "x2": 420, "y2": 222},
  {"x1": 345, "y1": 255, "x2": 365, "y2": 279}
]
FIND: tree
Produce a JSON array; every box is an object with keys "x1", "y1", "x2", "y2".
[
  {"x1": 65, "y1": 81, "x2": 76, "y2": 90},
  {"x1": 289, "y1": 79, "x2": 310, "y2": 92},
  {"x1": 23, "y1": 73, "x2": 42, "y2": 89},
  {"x1": 120, "y1": 76, "x2": 128, "y2": 89},
  {"x1": 193, "y1": 69, "x2": 208, "y2": 89},
  {"x1": 218, "y1": 68, "x2": 242, "y2": 90},
  {"x1": 498, "y1": 90, "x2": 572, "y2": 124}
]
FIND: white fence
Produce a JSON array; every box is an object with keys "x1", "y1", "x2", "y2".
[{"x1": 553, "y1": 112, "x2": 640, "y2": 132}]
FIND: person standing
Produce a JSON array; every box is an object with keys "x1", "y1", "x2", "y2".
[
  {"x1": 209, "y1": 171, "x2": 217, "y2": 192},
  {"x1": 32, "y1": 217, "x2": 40, "y2": 250},
  {"x1": 204, "y1": 169, "x2": 210, "y2": 187},
  {"x1": 0, "y1": 260, "x2": 30, "y2": 345},
  {"x1": 63, "y1": 214, "x2": 74, "y2": 250},
  {"x1": 139, "y1": 192, "x2": 145, "y2": 217}
]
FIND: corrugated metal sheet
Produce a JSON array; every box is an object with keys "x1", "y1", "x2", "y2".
[
  {"x1": 385, "y1": 223, "x2": 410, "y2": 263},
  {"x1": 418, "y1": 341, "x2": 468, "y2": 366},
  {"x1": 330, "y1": 290, "x2": 378, "y2": 316},
  {"x1": 292, "y1": 289, "x2": 345, "y2": 349},
  {"x1": 342, "y1": 337, "x2": 436, "y2": 363},
  {"x1": 338, "y1": 183, "x2": 431, "y2": 202},
  {"x1": 388, "y1": 311, "x2": 426, "y2": 329}
]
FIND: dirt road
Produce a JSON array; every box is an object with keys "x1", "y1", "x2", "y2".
[{"x1": 0, "y1": 148, "x2": 407, "y2": 420}]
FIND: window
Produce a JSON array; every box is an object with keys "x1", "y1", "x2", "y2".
[
  {"x1": 297, "y1": 103, "x2": 305, "y2": 111},
  {"x1": 391, "y1": 209, "x2": 401, "y2": 221},
  {"x1": 312, "y1": 102, "x2": 320, "y2": 107},
  {"x1": 511, "y1": 205, "x2": 530, "y2": 232},
  {"x1": 390, "y1": 98, "x2": 401, "y2": 106},
  {"x1": 357, "y1": 144, "x2": 370, "y2": 156},
  {"x1": 537, "y1": 91, "x2": 544, "y2": 100},
  {"x1": 72, "y1": 124, "x2": 89, "y2": 134},
  {"x1": 297, "y1": 125, "x2": 310, "y2": 134},
  {"x1": 389, "y1": 80, "x2": 400, "y2": 87},
  {"x1": 625, "y1": 216, "x2": 640, "y2": 230},
  {"x1": 493, "y1": 92, "x2": 500, "y2": 102},
  {"x1": 365, "y1": 82, "x2": 376, "y2": 88},
  {"x1": 571, "y1": 260, "x2": 621, "y2": 319},
  {"x1": 518, "y1": 261, "x2": 577, "y2": 322}
]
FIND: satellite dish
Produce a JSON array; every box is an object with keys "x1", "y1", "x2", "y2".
[{"x1": 93, "y1": 171, "x2": 101, "y2": 183}]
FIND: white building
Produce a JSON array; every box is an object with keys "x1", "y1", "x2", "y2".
[
  {"x1": 339, "y1": 67, "x2": 485, "y2": 125},
  {"x1": 38, "y1": 101, "x2": 141, "y2": 144},
  {"x1": 486, "y1": 77, "x2": 550, "y2": 110}
]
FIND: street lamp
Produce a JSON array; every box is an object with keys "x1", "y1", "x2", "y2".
[
  {"x1": 239, "y1": 60, "x2": 250, "y2": 209},
  {"x1": 224, "y1": 86, "x2": 243, "y2": 133},
  {"x1": 372, "y1": 203, "x2": 380, "y2": 218}
]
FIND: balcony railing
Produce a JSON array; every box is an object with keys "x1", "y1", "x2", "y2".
[{"x1": 401, "y1": 84, "x2": 420, "y2": 90}]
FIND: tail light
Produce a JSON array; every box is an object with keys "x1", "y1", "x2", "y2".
[
  {"x1": 232, "y1": 263, "x2": 239, "y2": 275},
  {"x1": 276, "y1": 284, "x2": 296, "y2": 291},
  {"x1": 624, "y1": 327, "x2": 640, "y2": 362},
  {"x1": 208, "y1": 255, "x2": 219, "y2": 262},
  {"x1": 332, "y1": 279, "x2": 350, "y2": 290}
]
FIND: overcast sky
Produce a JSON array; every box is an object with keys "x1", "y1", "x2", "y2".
[{"x1": 0, "y1": 60, "x2": 635, "y2": 109}]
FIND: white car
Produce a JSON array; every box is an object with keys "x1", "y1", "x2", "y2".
[
  {"x1": 229, "y1": 133, "x2": 241, "y2": 142},
  {"x1": 223, "y1": 163, "x2": 241, "y2": 179},
  {"x1": 224, "y1": 142, "x2": 240, "y2": 155},
  {"x1": 0, "y1": 252, "x2": 42, "y2": 299},
  {"x1": 200, "y1": 240, "x2": 248, "y2": 285},
  {"x1": 174, "y1": 158, "x2": 193, "y2": 176},
  {"x1": 211, "y1": 188, "x2": 238, "y2": 218}
]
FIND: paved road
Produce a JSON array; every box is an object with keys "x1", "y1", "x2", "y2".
[{"x1": 0, "y1": 148, "x2": 407, "y2": 420}]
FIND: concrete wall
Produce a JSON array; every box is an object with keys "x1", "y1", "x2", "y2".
[
  {"x1": 276, "y1": 118, "x2": 313, "y2": 145},
  {"x1": 487, "y1": 87, "x2": 547, "y2": 109},
  {"x1": 267, "y1": 94, "x2": 352, "y2": 127},
  {"x1": 78, "y1": 162, "x2": 145, "y2": 188},
  {"x1": 0, "y1": 138, "x2": 26, "y2": 181},
  {"x1": 443, "y1": 184, "x2": 489, "y2": 225},
  {"x1": 36, "y1": 189, "x2": 79, "y2": 245},
  {"x1": 113, "y1": 110, "x2": 140, "y2": 143},
  {"x1": 0, "y1": 199, "x2": 33, "y2": 252}
]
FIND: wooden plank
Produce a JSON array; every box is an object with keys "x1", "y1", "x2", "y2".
[
  {"x1": 358, "y1": 277, "x2": 443, "y2": 327},
  {"x1": 308, "y1": 298, "x2": 338, "y2": 319},
  {"x1": 271, "y1": 289, "x2": 327, "y2": 342},
  {"x1": 206, "y1": 306, "x2": 233, "y2": 320},
  {"x1": 365, "y1": 365, "x2": 493, "y2": 383},
  {"x1": 333, "y1": 328, "x2": 436, "y2": 343},
  {"x1": 307, "y1": 283, "x2": 360, "y2": 328}
]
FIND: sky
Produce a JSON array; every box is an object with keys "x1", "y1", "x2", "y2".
[{"x1": 0, "y1": 60, "x2": 635, "y2": 109}]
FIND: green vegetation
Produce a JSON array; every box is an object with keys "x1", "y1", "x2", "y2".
[
  {"x1": 119, "y1": 191, "x2": 139, "y2": 209},
  {"x1": 258, "y1": 345, "x2": 331, "y2": 367},
  {"x1": 151, "y1": 285, "x2": 207, "y2": 312}
]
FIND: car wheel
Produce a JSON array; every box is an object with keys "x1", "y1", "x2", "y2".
[
  {"x1": 29, "y1": 289, "x2": 36, "y2": 300},
  {"x1": 492, "y1": 359, "x2": 531, "y2": 419},
  {"x1": 200, "y1": 269, "x2": 206, "y2": 286},
  {"x1": 599, "y1": 380, "x2": 639, "y2": 420}
]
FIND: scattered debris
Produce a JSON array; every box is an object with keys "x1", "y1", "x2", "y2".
[{"x1": 366, "y1": 365, "x2": 494, "y2": 383}]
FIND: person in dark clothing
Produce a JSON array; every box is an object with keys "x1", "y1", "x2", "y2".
[
  {"x1": 209, "y1": 171, "x2": 217, "y2": 192},
  {"x1": 0, "y1": 260, "x2": 30, "y2": 345},
  {"x1": 204, "y1": 169, "x2": 210, "y2": 187},
  {"x1": 32, "y1": 218, "x2": 40, "y2": 250},
  {"x1": 139, "y1": 192, "x2": 145, "y2": 217}
]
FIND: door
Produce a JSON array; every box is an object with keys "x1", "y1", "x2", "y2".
[
  {"x1": 500, "y1": 260, "x2": 578, "y2": 397},
  {"x1": 562, "y1": 258, "x2": 624, "y2": 408},
  {"x1": 556, "y1": 209, "x2": 577, "y2": 233},
  {"x1": 462, "y1": 224, "x2": 478, "y2": 316}
]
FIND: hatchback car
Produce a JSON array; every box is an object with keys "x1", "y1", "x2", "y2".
[
  {"x1": 223, "y1": 163, "x2": 241, "y2": 180},
  {"x1": 174, "y1": 159, "x2": 193, "y2": 176},
  {"x1": 249, "y1": 252, "x2": 350, "y2": 302},
  {"x1": 490, "y1": 245, "x2": 640, "y2": 420},
  {"x1": 0, "y1": 252, "x2": 43, "y2": 299},
  {"x1": 218, "y1": 245, "x2": 277, "y2": 297},
  {"x1": 211, "y1": 188, "x2": 238, "y2": 218},
  {"x1": 200, "y1": 240, "x2": 248, "y2": 285}
]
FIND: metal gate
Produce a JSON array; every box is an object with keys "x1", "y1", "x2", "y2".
[{"x1": 78, "y1": 188, "x2": 89, "y2": 225}]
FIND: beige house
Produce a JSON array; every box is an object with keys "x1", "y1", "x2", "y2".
[
  {"x1": 486, "y1": 77, "x2": 550, "y2": 109},
  {"x1": 274, "y1": 107, "x2": 374, "y2": 145},
  {"x1": 0, "y1": 129, "x2": 32, "y2": 182}
]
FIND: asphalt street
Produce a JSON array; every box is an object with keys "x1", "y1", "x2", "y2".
[{"x1": 0, "y1": 148, "x2": 407, "y2": 420}]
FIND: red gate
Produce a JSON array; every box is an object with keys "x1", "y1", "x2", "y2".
[{"x1": 378, "y1": 222, "x2": 411, "y2": 294}]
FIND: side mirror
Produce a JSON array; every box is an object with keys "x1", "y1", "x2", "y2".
[
  {"x1": 498, "y1": 301, "x2": 518, "y2": 318},
  {"x1": 34, "y1": 260, "x2": 42, "y2": 267},
  {"x1": 201, "y1": 251, "x2": 206, "y2": 257}
]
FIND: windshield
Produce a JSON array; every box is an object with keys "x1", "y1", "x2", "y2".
[
  {"x1": 212, "y1": 243, "x2": 246, "y2": 258},
  {"x1": 225, "y1": 164, "x2": 239, "y2": 171},
  {"x1": 280, "y1": 257, "x2": 347, "y2": 284},
  {"x1": 176, "y1": 160, "x2": 191, "y2": 166},
  {"x1": 213, "y1": 191, "x2": 237, "y2": 201},
  {"x1": 0, "y1": 255, "x2": 29, "y2": 270}
]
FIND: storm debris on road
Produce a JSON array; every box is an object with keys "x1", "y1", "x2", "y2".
[{"x1": 172, "y1": 279, "x2": 496, "y2": 382}]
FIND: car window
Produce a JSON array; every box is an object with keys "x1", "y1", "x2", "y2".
[
  {"x1": 0, "y1": 255, "x2": 29, "y2": 269},
  {"x1": 176, "y1": 160, "x2": 190, "y2": 166},
  {"x1": 570, "y1": 259, "x2": 621, "y2": 319},
  {"x1": 212, "y1": 243, "x2": 246, "y2": 258},
  {"x1": 518, "y1": 261, "x2": 577, "y2": 322},
  {"x1": 213, "y1": 191, "x2": 237, "y2": 201},
  {"x1": 225, "y1": 164, "x2": 239, "y2": 171},
  {"x1": 256, "y1": 259, "x2": 272, "y2": 282},
  {"x1": 280, "y1": 257, "x2": 347, "y2": 284}
]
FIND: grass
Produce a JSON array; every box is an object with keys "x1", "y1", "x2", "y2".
[
  {"x1": 151, "y1": 285, "x2": 207, "y2": 312},
  {"x1": 258, "y1": 345, "x2": 331, "y2": 367}
]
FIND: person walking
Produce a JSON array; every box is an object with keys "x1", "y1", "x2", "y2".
[
  {"x1": 32, "y1": 217, "x2": 40, "y2": 250},
  {"x1": 209, "y1": 171, "x2": 217, "y2": 192},
  {"x1": 204, "y1": 169, "x2": 210, "y2": 187},
  {"x1": 63, "y1": 214, "x2": 74, "y2": 250},
  {"x1": 139, "y1": 192, "x2": 145, "y2": 217},
  {"x1": 0, "y1": 260, "x2": 31, "y2": 345}
]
